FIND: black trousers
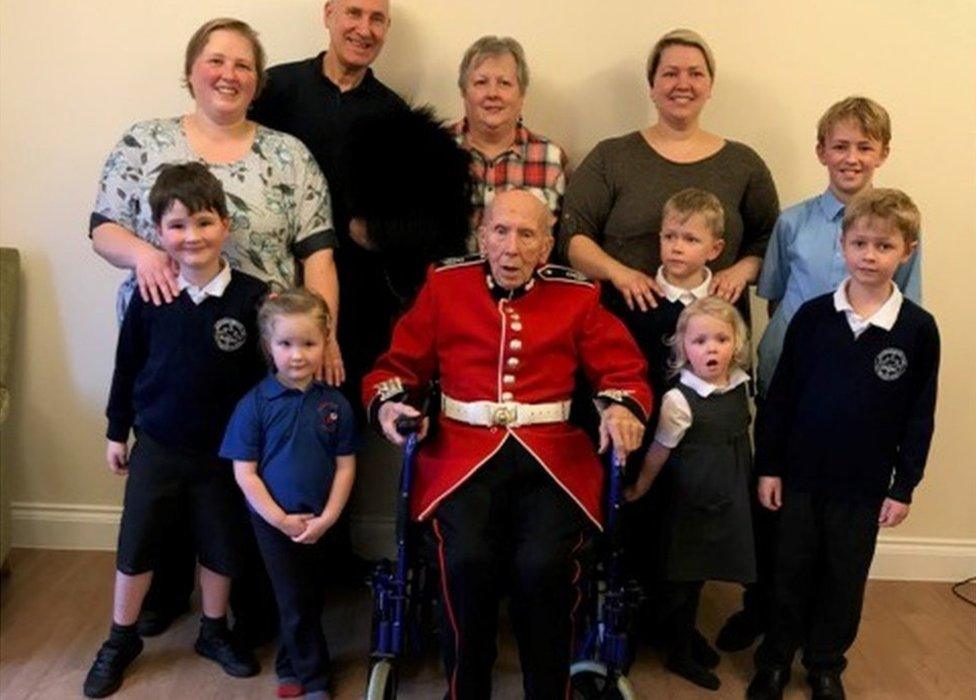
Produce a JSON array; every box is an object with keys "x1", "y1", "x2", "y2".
[
  {"x1": 431, "y1": 438, "x2": 590, "y2": 700},
  {"x1": 251, "y1": 514, "x2": 331, "y2": 691},
  {"x1": 755, "y1": 490, "x2": 880, "y2": 674},
  {"x1": 660, "y1": 581, "x2": 705, "y2": 660},
  {"x1": 737, "y1": 480, "x2": 780, "y2": 628}
]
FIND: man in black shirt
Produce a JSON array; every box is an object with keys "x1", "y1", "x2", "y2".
[
  {"x1": 250, "y1": 0, "x2": 407, "y2": 403},
  {"x1": 249, "y1": 0, "x2": 407, "y2": 580}
]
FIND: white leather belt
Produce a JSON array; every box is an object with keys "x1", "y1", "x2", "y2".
[{"x1": 441, "y1": 393, "x2": 571, "y2": 427}]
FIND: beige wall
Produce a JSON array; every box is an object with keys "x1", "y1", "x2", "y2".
[{"x1": 1, "y1": 1, "x2": 974, "y2": 544}]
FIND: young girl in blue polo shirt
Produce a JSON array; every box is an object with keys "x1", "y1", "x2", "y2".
[{"x1": 221, "y1": 289, "x2": 357, "y2": 700}]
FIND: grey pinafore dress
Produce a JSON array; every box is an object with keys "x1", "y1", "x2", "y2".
[{"x1": 661, "y1": 382, "x2": 757, "y2": 583}]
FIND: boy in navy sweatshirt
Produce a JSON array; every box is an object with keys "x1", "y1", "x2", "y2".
[
  {"x1": 84, "y1": 163, "x2": 266, "y2": 698},
  {"x1": 747, "y1": 189, "x2": 939, "y2": 700}
]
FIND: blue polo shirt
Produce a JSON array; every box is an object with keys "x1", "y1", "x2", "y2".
[
  {"x1": 221, "y1": 375, "x2": 358, "y2": 514},
  {"x1": 756, "y1": 189, "x2": 923, "y2": 396}
]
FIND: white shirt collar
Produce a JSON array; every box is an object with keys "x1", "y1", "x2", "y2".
[
  {"x1": 656, "y1": 266, "x2": 712, "y2": 306},
  {"x1": 178, "y1": 259, "x2": 232, "y2": 305},
  {"x1": 832, "y1": 277, "x2": 903, "y2": 338},
  {"x1": 678, "y1": 367, "x2": 751, "y2": 398}
]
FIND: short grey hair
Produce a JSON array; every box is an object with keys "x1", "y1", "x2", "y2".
[{"x1": 458, "y1": 35, "x2": 530, "y2": 94}]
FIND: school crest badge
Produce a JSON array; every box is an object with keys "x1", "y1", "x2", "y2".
[
  {"x1": 214, "y1": 317, "x2": 247, "y2": 352},
  {"x1": 874, "y1": 347, "x2": 907, "y2": 381},
  {"x1": 317, "y1": 401, "x2": 340, "y2": 433}
]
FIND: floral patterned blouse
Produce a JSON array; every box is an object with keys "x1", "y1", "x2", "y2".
[{"x1": 92, "y1": 117, "x2": 336, "y2": 321}]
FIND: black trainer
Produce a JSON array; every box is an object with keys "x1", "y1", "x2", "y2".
[
  {"x1": 809, "y1": 672, "x2": 846, "y2": 700},
  {"x1": 691, "y1": 629, "x2": 721, "y2": 669},
  {"x1": 82, "y1": 637, "x2": 144, "y2": 698},
  {"x1": 194, "y1": 627, "x2": 260, "y2": 677},
  {"x1": 666, "y1": 654, "x2": 721, "y2": 691},
  {"x1": 716, "y1": 609, "x2": 765, "y2": 652},
  {"x1": 746, "y1": 667, "x2": 791, "y2": 700}
]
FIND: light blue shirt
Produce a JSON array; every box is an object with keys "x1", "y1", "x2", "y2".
[{"x1": 755, "y1": 189, "x2": 922, "y2": 396}]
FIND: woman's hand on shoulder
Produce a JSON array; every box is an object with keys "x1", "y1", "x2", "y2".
[
  {"x1": 710, "y1": 256, "x2": 761, "y2": 303},
  {"x1": 134, "y1": 245, "x2": 180, "y2": 305},
  {"x1": 608, "y1": 264, "x2": 661, "y2": 311}
]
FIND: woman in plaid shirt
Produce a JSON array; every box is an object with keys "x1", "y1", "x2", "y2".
[{"x1": 451, "y1": 35, "x2": 569, "y2": 248}]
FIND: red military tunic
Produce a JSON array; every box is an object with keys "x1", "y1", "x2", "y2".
[{"x1": 363, "y1": 256, "x2": 652, "y2": 528}]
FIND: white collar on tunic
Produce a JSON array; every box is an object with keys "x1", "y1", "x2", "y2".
[
  {"x1": 832, "y1": 277, "x2": 903, "y2": 338},
  {"x1": 678, "y1": 367, "x2": 750, "y2": 398},
  {"x1": 178, "y1": 258, "x2": 232, "y2": 305},
  {"x1": 656, "y1": 266, "x2": 712, "y2": 306}
]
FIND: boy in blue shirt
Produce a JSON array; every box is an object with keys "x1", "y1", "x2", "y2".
[
  {"x1": 719, "y1": 96, "x2": 923, "y2": 651},
  {"x1": 84, "y1": 163, "x2": 266, "y2": 698},
  {"x1": 748, "y1": 189, "x2": 939, "y2": 700},
  {"x1": 756, "y1": 96, "x2": 922, "y2": 398}
]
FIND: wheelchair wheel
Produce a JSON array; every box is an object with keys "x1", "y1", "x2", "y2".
[
  {"x1": 366, "y1": 659, "x2": 398, "y2": 700},
  {"x1": 570, "y1": 660, "x2": 637, "y2": 700}
]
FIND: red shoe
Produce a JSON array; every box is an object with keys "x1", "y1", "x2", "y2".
[{"x1": 276, "y1": 680, "x2": 304, "y2": 698}]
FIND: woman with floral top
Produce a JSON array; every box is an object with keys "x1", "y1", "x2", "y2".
[{"x1": 90, "y1": 17, "x2": 344, "y2": 384}]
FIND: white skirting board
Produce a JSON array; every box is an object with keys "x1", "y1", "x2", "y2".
[{"x1": 9, "y1": 502, "x2": 976, "y2": 583}]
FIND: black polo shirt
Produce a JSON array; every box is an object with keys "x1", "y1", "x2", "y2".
[{"x1": 250, "y1": 51, "x2": 406, "y2": 243}]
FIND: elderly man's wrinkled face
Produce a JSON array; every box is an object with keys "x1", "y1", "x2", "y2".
[
  {"x1": 324, "y1": 0, "x2": 390, "y2": 71},
  {"x1": 478, "y1": 191, "x2": 553, "y2": 290}
]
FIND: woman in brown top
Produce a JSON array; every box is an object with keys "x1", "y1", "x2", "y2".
[{"x1": 560, "y1": 29, "x2": 779, "y2": 311}]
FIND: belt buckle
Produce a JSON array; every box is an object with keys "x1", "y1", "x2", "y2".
[{"x1": 491, "y1": 404, "x2": 517, "y2": 426}]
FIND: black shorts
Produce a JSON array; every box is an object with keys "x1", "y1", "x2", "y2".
[{"x1": 116, "y1": 430, "x2": 246, "y2": 577}]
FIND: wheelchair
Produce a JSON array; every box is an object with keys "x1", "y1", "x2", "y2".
[
  {"x1": 569, "y1": 451, "x2": 643, "y2": 699},
  {"x1": 365, "y1": 417, "x2": 642, "y2": 699},
  {"x1": 364, "y1": 416, "x2": 437, "y2": 699}
]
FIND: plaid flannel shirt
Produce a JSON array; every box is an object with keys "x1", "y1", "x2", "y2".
[{"x1": 452, "y1": 119, "x2": 568, "y2": 246}]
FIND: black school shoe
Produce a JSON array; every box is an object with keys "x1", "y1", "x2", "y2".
[
  {"x1": 809, "y1": 672, "x2": 846, "y2": 700},
  {"x1": 666, "y1": 654, "x2": 721, "y2": 691},
  {"x1": 715, "y1": 609, "x2": 765, "y2": 652},
  {"x1": 691, "y1": 629, "x2": 721, "y2": 668},
  {"x1": 194, "y1": 625, "x2": 260, "y2": 677},
  {"x1": 82, "y1": 637, "x2": 144, "y2": 698},
  {"x1": 746, "y1": 667, "x2": 791, "y2": 700}
]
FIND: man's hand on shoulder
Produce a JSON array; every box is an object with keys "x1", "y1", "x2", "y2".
[{"x1": 349, "y1": 217, "x2": 377, "y2": 250}]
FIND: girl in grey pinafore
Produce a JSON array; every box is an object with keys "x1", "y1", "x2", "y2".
[{"x1": 626, "y1": 297, "x2": 756, "y2": 691}]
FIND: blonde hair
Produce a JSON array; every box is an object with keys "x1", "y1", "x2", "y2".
[
  {"x1": 662, "y1": 187, "x2": 725, "y2": 239},
  {"x1": 817, "y1": 96, "x2": 891, "y2": 148},
  {"x1": 183, "y1": 17, "x2": 267, "y2": 97},
  {"x1": 646, "y1": 28, "x2": 716, "y2": 86},
  {"x1": 842, "y1": 188, "x2": 921, "y2": 246},
  {"x1": 257, "y1": 288, "x2": 331, "y2": 357},
  {"x1": 668, "y1": 297, "x2": 750, "y2": 377}
]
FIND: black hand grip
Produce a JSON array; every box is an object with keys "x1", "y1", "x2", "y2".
[{"x1": 394, "y1": 415, "x2": 422, "y2": 436}]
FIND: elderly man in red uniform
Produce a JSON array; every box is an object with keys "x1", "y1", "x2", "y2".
[{"x1": 363, "y1": 189, "x2": 651, "y2": 699}]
